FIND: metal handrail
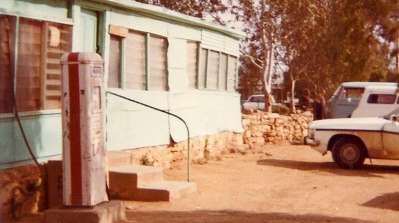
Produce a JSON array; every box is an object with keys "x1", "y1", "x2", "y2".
[{"x1": 106, "y1": 91, "x2": 191, "y2": 182}]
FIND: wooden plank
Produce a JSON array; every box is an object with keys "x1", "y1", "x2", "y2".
[{"x1": 109, "y1": 25, "x2": 128, "y2": 37}]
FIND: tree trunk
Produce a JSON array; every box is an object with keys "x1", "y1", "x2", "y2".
[{"x1": 290, "y1": 77, "x2": 297, "y2": 114}]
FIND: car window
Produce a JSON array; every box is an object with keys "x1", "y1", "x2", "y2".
[
  {"x1": 249, "y1": 96, "x2": 264, "y2": 102},
  {"x1": 339, "y1": 88, "x2": 364, "y2": 99},
  {"x1": 256, "y1": 96, "x2": 264, "y2": 102},
  {"x1": 367, "y1": 94, "x2": 396, "y2": 104}
]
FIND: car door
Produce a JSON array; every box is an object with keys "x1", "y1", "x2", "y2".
[
  {"x1": 245, "y1": 96, "x2": 264, "y2": 110},
  {"x1": 381, "y1": 121, "x2": 399, "y2": 159}
]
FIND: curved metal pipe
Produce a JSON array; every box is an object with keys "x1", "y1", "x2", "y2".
[{"x1": 106, "y1": 91, "x2": 191, "y2": 182}]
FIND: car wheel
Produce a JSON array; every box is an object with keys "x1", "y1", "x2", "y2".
[{"x1": 331, "y1": 137, "x2": 366, "y2": 169}]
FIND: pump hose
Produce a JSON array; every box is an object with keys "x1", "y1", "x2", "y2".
[
  {"x1": 7, "y1": 17, "x2": 44, "y2": 219},
  {"x1": 8, "y1": 17, "x2": 43, "y2": 175}
]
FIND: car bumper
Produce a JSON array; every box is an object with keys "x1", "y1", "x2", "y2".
[{"x1": 305, "y1": 137, "x2": 320, "y2": 146}]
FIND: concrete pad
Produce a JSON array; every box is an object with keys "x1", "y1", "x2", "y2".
[{"x1": 44, "y1": 201, "x2": 125, "y2": 223}]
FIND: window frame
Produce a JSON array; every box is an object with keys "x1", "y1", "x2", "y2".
[
  {"x1": 0, "y1": 15, "x2": 72, "y2": 115},
  {"x1": 198, "y1": 46, "x2": 238, "y2": 92},
  {"x1": 108, "y1": 27, "x2": 168, "y2": 92}
]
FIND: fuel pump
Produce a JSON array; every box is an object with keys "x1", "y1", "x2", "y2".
[{"x1": 60, "y1": 52, "x2": 107, "y2": 206}]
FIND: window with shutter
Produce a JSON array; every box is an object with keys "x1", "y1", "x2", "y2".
[
  {"x1": 187, "y1": 42, "x2": 198, "y2": 90},
  {"x1": 45, "y1": 22, "x2": 72, "y2": 109},
  {"x1": 207, "y1": 50, "x2": 219, "y2": 91},
  {"x1": 198, "y1": 49, "x2": 208, "y2": 90},
  {"x1": 0, "y1": 16, "x2": 72, "y2": 114},
  {"x1": 108, "y1": 35, "x2": 122, "y2": 88},
  {"x1": 16, "y1": 18, "x2": 42, "y2": 112},
  {"x1": 227, "y1": 55, "x2": 237, "y2": 91},
  {"x1": 0, "y1": 15, "x2": 14, "y2": 114},
  {"x1": 149, "y1": 35, "x2": 167, "y2": 91},
  {"x1": 125, "y1": 31, "x2": 146, "y2": 90},
  {"x1": 219, "y1": 53, "x2": 228, "y2": 91}
]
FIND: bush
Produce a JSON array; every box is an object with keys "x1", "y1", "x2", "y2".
[{"x1": 272, "y1": 104, "x2": 290, "y2": 115}]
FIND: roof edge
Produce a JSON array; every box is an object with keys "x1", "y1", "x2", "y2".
[{"x1": 88, "y1": 0, "x2": 245, "y2": 39}]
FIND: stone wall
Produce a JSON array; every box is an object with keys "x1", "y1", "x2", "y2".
[
  {"x1": 0, "y1": 164, "x2": 45, "y2": 222},
  {"x1": 242, "y1": 110, "x2": 314, "y2": 146}
]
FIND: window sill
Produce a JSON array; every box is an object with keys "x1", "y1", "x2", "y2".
[{"x1": 0, "y1": 109, "x2": 61, "y2": 119}]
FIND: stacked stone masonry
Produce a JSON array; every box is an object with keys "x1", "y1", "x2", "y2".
[{"x1": 242, "y1": 110, "x2": 314, "y2": 146}]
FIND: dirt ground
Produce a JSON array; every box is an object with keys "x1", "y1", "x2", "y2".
[
  {"x1": 124, "y1": 144, "x2": 399, "y2": 223},
  {"x1": 14, "y1": 144, "x2": 399, "y2": 223}
]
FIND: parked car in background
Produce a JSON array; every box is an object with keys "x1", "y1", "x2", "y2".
[
  {"x1": 242, "y1": 94, "x2": 277, "y2": 111},
  {"x1": 326, "y1": 82, "x2": 398, "y2": 118},
  {"x1": 305, "y1": 107, "x2": 399, "y2": 169},
  {"x1": 351, "y1": 86, "x2": 399, "y2": 118},
  {"x1": 283, "y1": 97, "x2": 299, "y2": 108}
]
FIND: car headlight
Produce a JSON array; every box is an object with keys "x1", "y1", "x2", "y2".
[{"x1": 308, "y1": 128, "x2": 316, "y2": 139}]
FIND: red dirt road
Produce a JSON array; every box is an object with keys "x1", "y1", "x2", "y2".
[{"x1": 124, "y1": 145, "x2": 399, "y2": 223}]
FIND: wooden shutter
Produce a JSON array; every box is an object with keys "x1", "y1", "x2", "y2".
[
  {"x1": 219, "y1": 53, "x2": 228, "y2": 91},
  {"x1": 198, "y1": 48, "x2": 208, "y2": 90},
  {"x1": 125, "y1": 31, "x2": 146, "y2": 90},
  {"x1": 0, "y1": 15, "x2": 14, "y2": 114},
  {"x1": 207, "y1": 50, "x2": 219, "y2": 90},
  {"x1": 187, "y1": 42, "x2": 198, "y2": 90},
  {"x1": 108, "y1": 35, "x2": 121, "y2": 88},
  {"x1": 227, "y1": 55, "x2": 237, "y2": 91},
  {"x1": 16, "y1": 18, "x2": 42, "y2": 112},
  {"x1": 44, "y1": 22, "x2": 72, "y2": 109},
  {"x1": 149, "y1": 35, "x2": 167, "y2": 91}
]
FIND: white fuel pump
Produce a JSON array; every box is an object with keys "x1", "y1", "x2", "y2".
[{"x1": 60, "y1": 52, "x2": 107, "y2": 206}]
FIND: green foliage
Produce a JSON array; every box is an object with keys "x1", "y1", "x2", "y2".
[
  {"x1": 272, "y1": 104, "x2": 290, "y2": 115},
  {"x1": 135, "y1": 0, "x2": 228, "y2": 25},
  {"x1": 237, "y1": 0, "x2": 399, "y2": 102}
]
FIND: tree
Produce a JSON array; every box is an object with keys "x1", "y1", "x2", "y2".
[
  {"x1": 276, "y1": 0, "x2": 330, "y2": 113},
  {"x1": 277, "y1": 0, "x2": 399, "y2": 111},
  {"x1": 134, "y1": 0, "x2": 228, "y2": 25},
  {"x1": 233, "y1": 0, "x2": 280, "y2": 112}
]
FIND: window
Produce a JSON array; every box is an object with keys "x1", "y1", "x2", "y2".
[
  {"x1": 0, "y1": 16, "x2": 14, "y2": 114},
  {"x1": 109, "y1": 28, "x2": 168, "y2": 91},
  {"x1": 227, "y1": 55, "x2": 237, "y2": 92},
  {"x1": 197, "y1": 47, "x2": 237, "y2": 92},
  {"x1": 339, "y1": 88, "x2": 364, "y2": 99},
  {"x1": 149, "y1": 35, "x2": 167, "y2": 91},
  {"x1": 219, "y1": 53, "x2": 228, "y2": 91},
  {"x1": 367, "y1": 94, "x2": 396, "y2": 104},
  {"x1": 108, "y1": 35, "x2": 122, "y2": 88},
  {"x1": 198, "y1": 48, "x2": 208, "y2": 90},
  {"x1": 207, "y1": 50, "x2": 219, "y2": 90},
  {"x1": 125, "y1": 31, "x2": 146, "y2": 90},
  {"x1": 0, "y1": 15, "x2": 72, "y2": 114},
  {"x1": 187, "y1": 42, "x2": 198, "y2": 90}
]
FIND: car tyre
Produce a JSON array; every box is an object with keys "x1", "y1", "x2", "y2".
[{"x1": 332, "y1": 137, "x2": 366, "y2": 169}]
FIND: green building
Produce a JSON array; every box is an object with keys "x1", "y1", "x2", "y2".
[{"x1": 0, "y1": 0, "x2": 244, "y2": 167}]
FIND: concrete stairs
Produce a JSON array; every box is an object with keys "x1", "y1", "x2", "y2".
[{"x1": 107, "y1": 152, "x2": 196, "y2": 202}]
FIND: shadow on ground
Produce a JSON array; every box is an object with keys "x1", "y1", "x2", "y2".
[
  {"x1": 257, "y1": 158, "x2": 399, "y2": 178},
  {"x1": 126, "y1": 210, "x2": 372, "y2": 223},
  {"x1": 362, "y1": 192, "x2": 399, "y2": 212}
]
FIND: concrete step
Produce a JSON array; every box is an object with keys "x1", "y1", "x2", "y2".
[
  {"x1": 109, "y1": 165, "x2": 165, "y2": 188},
  {"x1": 106, "y1": 151, "x2": 133, "y2": 169},
  {"x1": 44, "y1": 201, "x2": 126, "y2": 223},
  {"x1": 108, "y1": 165, "x2": 196, "y2": 202},
  {"x1": 138, "y1": 181, "x2": 197, "y2": 201}
]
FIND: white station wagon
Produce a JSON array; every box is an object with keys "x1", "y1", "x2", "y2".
[{"x1": 305, "y1": 107, "x2": 399, "y2": 169}]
